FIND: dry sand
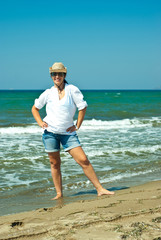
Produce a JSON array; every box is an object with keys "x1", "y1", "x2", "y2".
[{"x1": 0, "y1": 180, "x2": 161, "y2": 240}]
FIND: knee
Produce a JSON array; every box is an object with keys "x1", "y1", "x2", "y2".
[
  {"x1": 79, "y1": 156, "x2": 90, "y2": 168},
  {"x1": 50, "y1": 160, "x2": 61, "y2": 169}
]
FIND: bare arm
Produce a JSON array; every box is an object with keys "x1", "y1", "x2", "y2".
[
  {"x1": 76, "y1": 107, "x2": 87, "y2": 129},
  {"x1": 66, "y1": 107, "x2": 87, "y2": 133},
  {"x1": 31, "y1": 105, "x2": 48, "y2": 129}
]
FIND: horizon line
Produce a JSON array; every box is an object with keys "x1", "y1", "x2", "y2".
[{"x1": 0, "y1": 88, "x2": 161, "y2": 91}]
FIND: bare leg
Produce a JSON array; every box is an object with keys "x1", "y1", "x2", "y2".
[
  {"x1": 68, "y1": 147, "x2": 114, "y2": 196},
  {"x1": 48, "y1": 152, "x2": 63, "y2": 200}
]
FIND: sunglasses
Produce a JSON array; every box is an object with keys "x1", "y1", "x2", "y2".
[{"x1": 51, "y1": 72, "x2": 64, "y2": 77}]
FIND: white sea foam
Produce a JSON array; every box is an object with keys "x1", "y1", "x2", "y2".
[
  {"x1": 0, "y1": 117, "x2": 161, "y2": 193},
  {"x1": 1, "y1": 173, "x2": 25, "y2": 187},
  {"x1": 65, "y1": 170, "x2": 156, "y2": 191},
  {"x1": 0, "y1": 125, "x2": 42, "y2": 134},
  {"x1": 81, "y1": 118, "x2": 161, "y2": 131},
  {"x1": 101, "y1": 169, "x2": 154, "y2": 184},
  {"x1": 110, "y1": 145, "x2": 161, "y2": 155},
  {"x1": 0, "y1": 117, "x2": 161, "y2": 135},
  {"x1": 1, "y1": 170, "x2": 50, "y2": 188},
  {"x1": 85, "y1": 144, "x2": 161, "y2": 158},
  {"x1": 63, "y1": 169, "x2": 154, "y2": 190}
]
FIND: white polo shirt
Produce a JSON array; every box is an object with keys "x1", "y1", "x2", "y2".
[{"x1": 34, "y1": 84, "x2": 88, "y2": 135}]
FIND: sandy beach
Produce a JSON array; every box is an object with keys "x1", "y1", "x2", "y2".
[{"x1": 0, "y1": 180, "x2": 160, "y2": 240}]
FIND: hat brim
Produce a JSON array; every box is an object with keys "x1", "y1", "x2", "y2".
[{"x1": 49, "y1": 67, "x2": 67, "y2": 73}]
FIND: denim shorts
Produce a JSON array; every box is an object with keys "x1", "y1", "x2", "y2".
[{"x1": 42, "y1": 130, "x2": 81, "y2": 152}]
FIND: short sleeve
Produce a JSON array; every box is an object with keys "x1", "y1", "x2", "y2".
[
  {"x1": 71, "y1": 85, "x2": 88, "y2": 110},
  {"x1": 34, "y1": 89, "x2": 49, "y2": 109}
]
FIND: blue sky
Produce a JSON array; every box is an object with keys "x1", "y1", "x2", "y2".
[{"x1": 0, "y1": 0, "x2": 161, "y2": 90}]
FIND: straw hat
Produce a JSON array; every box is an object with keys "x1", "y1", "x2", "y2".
[{"x1": 49, "y1": 62, "x2": 67, "y2": 73}]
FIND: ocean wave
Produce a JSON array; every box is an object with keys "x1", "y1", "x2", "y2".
[
  {"x1": 81, "y1": 117, "x2": 161, "y2": 130},
  {"x1": 84, "y1": 145, "x2": 161, "y2": 159},
  {"x1": 1, "y1": 164, "x2": 160, "y2": 192},
  {"x1": 0, "y1": 117, "x2": 161, "y2": 135},
  {"x1": 0, "y1": 125, "x2": 42, "y2": 134},
  {"x1": 101, "y1": 169, "x2": 154, "y2": 184},
  {"x1": 63, "y1": 169, "x2": 155, "y2": 190}
]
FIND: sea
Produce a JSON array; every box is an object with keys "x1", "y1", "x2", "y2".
[{"x1": 0, "y1": 89, "x2": 161, "y2": 216}]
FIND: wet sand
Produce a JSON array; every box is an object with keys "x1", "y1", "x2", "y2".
[{"x1": 0, "y1": 180, "x2": 161, "y2": 240}]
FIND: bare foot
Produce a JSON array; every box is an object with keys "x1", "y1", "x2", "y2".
[
  {"x1": 97, "y1": 188, "x2": 115, "y2": 197},
  {"x1": 51, "y1": 194, "x2": 63, "y2": 200}
]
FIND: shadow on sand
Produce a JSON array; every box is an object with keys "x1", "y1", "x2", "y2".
[{"x1": 71, "y1": 186, "x2": 129, "y2": 196}]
